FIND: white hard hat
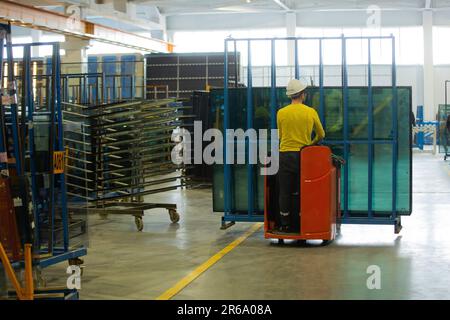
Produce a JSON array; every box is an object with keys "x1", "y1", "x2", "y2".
[{"x1": 286, "y1": 79, "x2": 307, "y2": 97}]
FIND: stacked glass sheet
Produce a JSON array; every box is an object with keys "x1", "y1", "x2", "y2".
[
  {"x1": 211, "y1": 87, "x2": 412, "y2": 217},
  {"x1": 438, "y1": 104, "x2": 450, "y2": 154}
]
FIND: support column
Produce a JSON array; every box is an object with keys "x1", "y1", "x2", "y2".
[
  {"x1": 286, "y1": 12, "x2": 296, "y2": 70},
  {"x1": 423, "y1": 10, "x2": 435, "y2": 121},
  {"x1": 30, "y1": 29, "x2": 42, "y2": 58},
  {"x1": 61, "y1": 36, "x2": 90, "y2": 74},
  {"x1": 158, "y1": 15, "x2": 168, "y2": 42}
]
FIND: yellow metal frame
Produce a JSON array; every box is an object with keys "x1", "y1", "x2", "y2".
[{"x1": 0, "y1": 242, "x2": 34, "y2": 300}]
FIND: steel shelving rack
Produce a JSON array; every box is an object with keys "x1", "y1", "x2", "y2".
[{"x1": 0, "y1": 23, "x2": 86, "y2": 280}]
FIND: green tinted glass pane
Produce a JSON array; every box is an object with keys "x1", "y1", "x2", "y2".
[
  {"x1": 373, "y1": 87, "x2": 394, "y2": 139},
  {"x1": 348, "y1": 89, "x2": 369, "y2": 139},
  {"x1": 212, "y1": 164, "x2": 224, "y2": 212},
  {"x1": 256, "y1": 165, "x2": 265, "y2": 211},
  {"x1": 397, "y1": 89, "x2": 412, "y2": 213},
  {"x1": 438, "y1": 105, "x2": 450, "y2": 154},
  {"x1": 373, "y1": 144, "x2": 393, "y2": 212},
  {"x1": 211, "y1": 86, "x2": 412, "y2": 216},
  {"x1": 212, "y1": 163, "x2": 264, "y2": 213},
  {"x1": 347, "y1": 144, "x2": 369, "y2": 211},
  {"x1": 233, "y1": 165, "x2": 248, "y2": 211}
]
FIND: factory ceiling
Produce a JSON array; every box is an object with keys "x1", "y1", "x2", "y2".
[
  {"x1": 133, "y1": 0, "x2": 450, "y2": 15},
  {"x1": 6, "y1": 0, "x2": 450, "y2": 33}
]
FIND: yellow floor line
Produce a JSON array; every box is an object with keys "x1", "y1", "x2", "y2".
[{"x1": 156, "y1": 222, "x2": 262, "y2": 300}]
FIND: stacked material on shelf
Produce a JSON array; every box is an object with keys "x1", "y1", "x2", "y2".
[
  {"x1": 211, "y1": 86, "x2": 412, "y2": 217},
  {"x1": 63, "y1": 99, "x2": 193, "y2": 204}
]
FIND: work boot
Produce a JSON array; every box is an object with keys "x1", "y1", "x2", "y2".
[{"x1": 279, "y1": 212, "x2": 290, "y2": 232}]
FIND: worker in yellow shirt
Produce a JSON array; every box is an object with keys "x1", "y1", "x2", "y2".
[{"x1": 276, "y1": 79, "x2": 325, "y2": 232}]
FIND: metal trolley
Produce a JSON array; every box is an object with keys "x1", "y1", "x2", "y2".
[{"x1": 221, "y1": 35, "x2": 410, "y2": 233}]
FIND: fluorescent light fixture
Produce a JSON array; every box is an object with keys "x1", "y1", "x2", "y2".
[{"x1": 216, "y1": 6, "x2": 260, "y2": 13}]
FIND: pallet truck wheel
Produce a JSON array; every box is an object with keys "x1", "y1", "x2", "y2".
[
  {"x1": 169, "y1": 209, "x2": 180, "y2": 223},
  {"x1": 135, "y1": 216, "x2": 144, "y2": 232}
]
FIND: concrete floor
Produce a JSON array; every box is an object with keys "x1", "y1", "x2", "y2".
[{"x1": 43, "y1": 152, "x2": 450, "y2": 299}]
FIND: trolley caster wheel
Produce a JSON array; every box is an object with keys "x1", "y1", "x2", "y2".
[
  {"x1": 395, "y1": 223, "x2": 403, "y2": 234},
  {"x1": 297, "y1": 239, "x2": 307, "y2": 246},
  {"x1": 68, "y1": 258, "x2": 84, "y2": 266},
  {"x1": 277, "y1": 239, "x2": 284, "y2": 245},
  {"x1": 37, "y1": 275, "x2": 47, "y2": 287},
  {"x1": 169, "y1": 209, "x2": 180, "y2": 223},
  {"x1": 34, "y1": 269, "x2": 47, "y2": 288},
  {"x1": 135, "y1": 216, "x2": 144, "y2": 232},
  {"x1": 68, "y1": 258, "x2": 84, "y2": 276},
  {"x1": 321, "y1": 240, "x2": 332, "y2": 246}
]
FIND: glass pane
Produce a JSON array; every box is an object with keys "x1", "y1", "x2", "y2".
[
  {"x1": 348, "y1": 88, "x2": 368, "y2": 139},
  {"x1": 211, "y1": 86, "x2": 412, "y2": 217},
  {"x1": 438, "y1": 105, "x2": 450, "y2": 154},
  {"x1": 233, "y1": 165, "x2": 248, "y2": 212},
  {"x1": 397, "y1": 89, "x2": 412, "y2": 213},
  {"x1": 373, "y1": 144, "x2": 393, "y2": 212},
  {"x1": 212, "y1": 164, "x2": 224, "y2": 212},
  {"x1": 373, "y1": 87, "x2": 395, "y2": 139},
  {"x1": 347, "y1": 144, "x2": 369, "y2": 212}
]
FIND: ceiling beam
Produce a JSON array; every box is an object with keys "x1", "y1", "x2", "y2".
[
  {"x1": 86, "y1": 2, "x2": 163, "y2": 31},
  {"x1": 0, "y1": 0, "x2": 172, "y2": 52}
]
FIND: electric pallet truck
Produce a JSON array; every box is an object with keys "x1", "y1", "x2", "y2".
[{"x1": 264, "y1": 146, "x2": 343, "y2": 245}]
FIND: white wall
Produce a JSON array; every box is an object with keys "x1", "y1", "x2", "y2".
[{"x1": 167, "y1": 11, "x2": 422, "y2": 31}]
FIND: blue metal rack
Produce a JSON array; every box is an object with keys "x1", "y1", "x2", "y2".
[
  {"x1": 222, "y1": 35, "x2": 403, "y2": 233},
  {"x1": 413, "y1": 105, "x2": 439, "y2": 149},
  {"x1": 1, "y1": 34, "x2": 87, "y2": 269}
]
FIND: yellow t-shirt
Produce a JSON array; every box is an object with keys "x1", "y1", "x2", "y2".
[{"x1": 277, "y1": 103, "x2": 325, "y2": 152}]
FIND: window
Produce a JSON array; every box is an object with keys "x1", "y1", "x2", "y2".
[
  {"x1": 433, "y1": 26, "x2": 450, "y2": 65},
  {"x1": 296, "y1": 27, "x2": 423, "y2": 65},
  {"x1": 173, "y1": 26, "x2": 424, "y2": 66},
  {"x1": 172, "y1": 29, "x2": 287, "y2": 66}
]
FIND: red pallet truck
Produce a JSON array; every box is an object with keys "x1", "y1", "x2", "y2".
[{"x1": 264, "y1": 146, "x2": 343, "y2": 244}]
